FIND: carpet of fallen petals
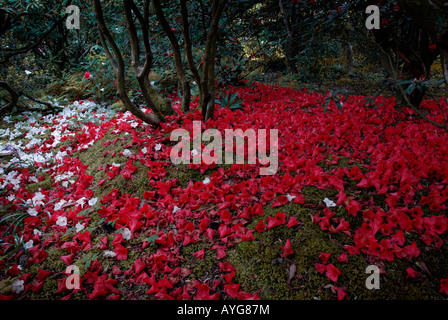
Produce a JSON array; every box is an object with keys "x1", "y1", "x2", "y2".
[{"x1": 1, "y1": 83, "x2": 448, "y2": 300}]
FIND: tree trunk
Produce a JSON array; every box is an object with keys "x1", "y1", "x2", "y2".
[
  {"x1": 343, "y1": 30, "x2": 354, "y2": 75},
  {"x1": 94, "y1": 0, "x2": 164, "y2": 127},
  {"x1": 346, "y1": 41, "x2": 354, "y2": 75},
  {"x1": 180, "y1": 0, "x2": 202, "y2": 96},
  {"x1": 279, "y1": 0, "x2": 298, "y2": 74},
  {"x1": 152, "y1": 0, "x2": 191, "y2": 113},
  {"x1": 199, "y1": 0, "x2": 227, "y2": 121}
]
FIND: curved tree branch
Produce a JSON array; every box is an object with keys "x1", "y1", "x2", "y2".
[
  {"x1": 94, "y1": 0, "x2": 162, "y2": 127},
  {"x1": 180, "y1": 0, "x2": 202, "y2": 90},
  {"x1": 201, "y1": 0, "x2": 227, "y2": 121},
  {"x1": 0, "y1": 81, "x2": 19, "y2": 117},
  {"x1": 152, "y1": 0, "x2": 191, "y2": 112}
]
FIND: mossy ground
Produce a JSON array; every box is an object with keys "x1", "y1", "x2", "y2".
[
  {"x1": 4, "y1": 142, "x2": 447, "y2": 300},
  {"x1": 70, "y1": 129, "x2": 153, "y2": 200},
  {"x1": 228, "y1": 186, "x2": 448, "y2": 300}
]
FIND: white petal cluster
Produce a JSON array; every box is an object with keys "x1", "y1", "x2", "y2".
[{"x1": 0, "y1": 99, "x2": 117, "y2": 172}]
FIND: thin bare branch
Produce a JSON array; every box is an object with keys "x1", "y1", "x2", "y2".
[{"x1": 124, "y1": 0, "x2": 141, "y2": 69}]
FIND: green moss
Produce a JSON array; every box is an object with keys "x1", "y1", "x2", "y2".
[
  {"x1": 227, "y1": 198, "x2": 448, "y2": 300},
  {"x1": 165, "y1": 164, "x2": 205, "y2": 189},
  {"x1": 27, "y1": 172, "x2": 52, "y2": 192},
  {"x1": 146, "y1": 83, "x2": 174, "y2": 116},
  {"x1": 40, "y1": 246, "x2": 68, "y2": 272},
  {"x1": 0, "y1": 277, "x2": 14, "y2": 294},
  {"x1": 71, "y1": 129, "x2": 152, "y2": 200},
  {"x1": 182, "y1": 242, "x2": 219, "y2": 281},
  {"x1": 38, "y1": 279, "x2": 60, "y2": 299},
  {"x1": 318, "y1": 155, "x2": 367, "y2": 174},
  {"x1": 228, "y1": 203, "x2": 336, "y2": 299},
  {"x1": 301, "y1": 185, "x2": 338, "y2": 206}
]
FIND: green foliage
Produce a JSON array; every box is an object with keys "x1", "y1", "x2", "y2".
[
  {"x1": 216, "y1": 92, "x2": 243, "y2": 111},
  {"x1": 323, "y1": 88, "x2": 348, "y2": 113}
]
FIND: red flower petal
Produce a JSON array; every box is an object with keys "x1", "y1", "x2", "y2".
[
  {"x1": 406, "y1": 267, "x2": 419, "y2": 279},
  {"x1": 286, "y1": 216, "x2": 299, "y2": 228},
  {"x1": 319, "y1": 252, "x2": 332, "y2": 264},
  {"x1": 255, "y1": 220, "x2": 266, "y2": 233},
  {"x1": 267, "y1": 212, "x2": 286, "y2": 229},
  {"x1": 193, "y1": 248, "x2": 205, "y2": 260},
  {"x1": 326, "y1": 264, "x2": 342, "y2": 283},
  {"x1": 440, "y1": 279, "x2": 448, "y2": 295},
  {"x1": 315, "y1": 263, "x2": 327, "y2": 274},
  {"x1": 113, "y1": 244, "x2": 128, "y2": 260},
  {"x1": 280, "y1": 239, "x2": 294, "y2": 257},
  {"x1": 60, "y1": 254, "x2": 75, "y2": 266},
  {"x1": 336, "y1": 252, "x2": 348, "y2": 263},
  {"x1": 224, "y1": 283, "x2": 241, "y2": 298}
]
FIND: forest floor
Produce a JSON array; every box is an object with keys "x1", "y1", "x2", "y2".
[{"x1": 1, "y1": 80, "x2": 448, "y2": 300}]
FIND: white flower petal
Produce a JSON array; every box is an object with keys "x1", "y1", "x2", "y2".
[
  {"x1": 54, "y1": 199, "x2": 67, "y2": 211},
  {"x1": 76, "y1": 197, "x2": 87, "y2": 208},
  {"x1": 27, "y1": 207, "x2": 38, "y2": 217},
  {"x1": 25, "y1": 240, "x2": 33, "y2": 249},
  {"x1": 172, "y1": 206, "x2": 181, "y2": 214},
  {"x1": 75, "y1": 222, "x2": 85, "y2": 233},
  {"x1": 12, "y1": 280, "x2": 24, "y2": 294},
  {"x1": 323, "y1": 198, "x2": 336, "y2": 207},
  {"x1": 88, "y1": 197, "x2": 98, "y2": 207},
  {"x1": 121, "y1": 227, "x2": 132, "y2": 241},
  {"x1": 103, "y1": 250, "x2": 117, "y2": 258},
  {"x1": 56, "y1": 216, "x2": 67, "y2": 227}
]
